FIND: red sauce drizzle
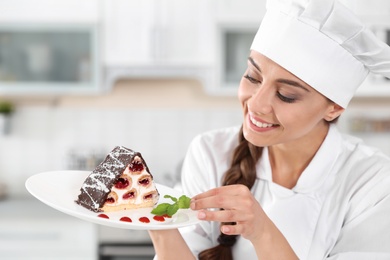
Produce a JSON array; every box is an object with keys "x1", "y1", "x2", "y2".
[
  {"x1": 153, "y1": 215, "x2": 165, "y2": 222},
  {"x1": 139, "y1": 216, "x2": 150, "y2": 223},
  {"x1": 98, "y1": 214, "x2": 109, "y2": 219},
  {"x1": 120, "y1": 216, "x2": 132, "y2": 222}
]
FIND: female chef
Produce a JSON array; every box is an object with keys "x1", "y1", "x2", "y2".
[{"x1": 149, "y1": 0, "x2": 390, "y2": 259}]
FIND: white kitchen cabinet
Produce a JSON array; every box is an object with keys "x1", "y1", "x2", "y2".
[
  {"x1": 0, "y1": 24, "x2": 101, "y2": 96},
  {"x1": 101, "y1": 0, "x2": 215, "y2": 66},
  {"x1": 0, "y1": 198, "x2": 98, "y2": 260},
  {"x1": 101, "y1": 0, "x2": 155, "y2": 66},
  {"x1": 0, "y1": 0, "x2": 102, "y2": 96},
  {"x1": 101, "y1": 0, "x2": 217, "y2": 93},
  {"x1": 210, "y1": 0, "x2": 265, "y2": 95},
  {"x1": 156, "y1": 0, "x2": 215, "y2": 65},
  {"x1": 214, "y1": 26, "x2": 258, "y2": 95},
  {"x1": 0, "y1": 0, "x2": 99, "y2": 24},
  {"x1": 215, "y1": 0, "x2": 265, "y2": 24}
]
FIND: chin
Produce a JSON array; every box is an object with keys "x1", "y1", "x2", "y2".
[{"x1": 243, "y1": 124, "x2": 265, "y2": 147}]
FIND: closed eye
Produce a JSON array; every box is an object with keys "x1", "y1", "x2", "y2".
[
  {"x1": 244, "y1": 73, "x2": 296, "y2": 103},
  {"x1": 243, "y1": 74, "x2": 261, "y2": 84},
  {"x1": 276, "y1": 92, "x2": 296, "y2": 103}
]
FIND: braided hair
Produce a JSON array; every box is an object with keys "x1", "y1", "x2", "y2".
[{"x1": 198, "y1": 126, "x2": 263, "y2": 260}]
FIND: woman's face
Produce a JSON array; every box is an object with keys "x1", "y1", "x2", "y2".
[{"x1": 239, "y1": 51, "x2": 343, "y2": 147}]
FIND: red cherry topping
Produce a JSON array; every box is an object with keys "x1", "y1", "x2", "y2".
[
  {"x1": 120, "y1": 216, "x2": 132, "y2": 222},
  {"x1": 114, "y1": 178, "x2": 129, "y2": 189},
  {"x1": 143, "y1": 193, "x2": 153, "y2": 200},
  {"x1": 123, "y1": 191, "x2": 136, "y2": 200},
  {"x1": 98, "y1": 214, "x2": 109, "y2": 219},
  {"x1": 138, "y1": 178, "x2": 150, "y2": 186},
  {"x1": 129, "y1": 160, "x2": 144, "y2": 172},
  {"x1": 153, "y1": 216, "x2": 165, "y2": 222},
  {"x1": 139, "y1": 217, "x2": 150, "y2": 223},
  {"x1": 105, "y1": 197, "x2": 115, "y2": 203}
]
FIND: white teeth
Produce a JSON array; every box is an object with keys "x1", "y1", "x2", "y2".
[{"x1": 250, "y1": 116, "x2": 274, "y2": 128}]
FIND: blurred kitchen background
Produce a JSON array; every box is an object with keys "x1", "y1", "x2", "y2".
[{"x1": 0, "y1": 0, "x2": 389, "y2": 259}]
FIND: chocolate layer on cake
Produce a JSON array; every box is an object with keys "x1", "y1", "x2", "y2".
[{"x1": 75, "y1": 146, "x2": 154, "y2": 212}]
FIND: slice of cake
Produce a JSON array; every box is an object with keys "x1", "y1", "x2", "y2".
[{"x1": 75, "y1": 146, "x2": 159, "y2": 212}]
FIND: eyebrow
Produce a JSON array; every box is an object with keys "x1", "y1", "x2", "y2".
[
  {"x1": 277, "y1": 79, "x2": 310, "y2": 92},
  {"x1": 248, "y1": 57, "x2": 261, "y2": 72},
  {"x1": 248, "y1": 56, "x2": 310, "y2": 92}
]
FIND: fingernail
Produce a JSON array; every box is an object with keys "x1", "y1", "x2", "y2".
[
  {"x1": 197, "y1": 211, "x2": 206, "y2": 219},
  {"x1": 190, "y1": 201, "x2": 195, "y2": 210},
  {"x1": 221, "y1": 226, "x2": 230, "y2": 234}
]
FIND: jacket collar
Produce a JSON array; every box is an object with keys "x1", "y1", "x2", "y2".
[{"x1": 256, "y1": 124, "x2": 342, "y2": 194}]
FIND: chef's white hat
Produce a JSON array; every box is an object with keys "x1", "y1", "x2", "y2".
[{"x1": 251, "y1": 0, "x2": 390, "y2": 108}]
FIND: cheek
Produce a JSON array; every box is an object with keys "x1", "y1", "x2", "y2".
[
  {"x1": 277, "y1": 103, "x2": 328, "y2": 131},
  {"x1": 238, "y1": 79, "x2": 253, "y2": 108}
]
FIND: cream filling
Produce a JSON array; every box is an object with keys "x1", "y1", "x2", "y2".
[
  {"x1": 250, "y1": 116, "x2": 275, "y2": 128},
  {"x1": 104, "y1": 162, "x2": 158, "y2": 208}
]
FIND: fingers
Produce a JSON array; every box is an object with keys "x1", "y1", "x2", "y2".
[
  {"x1": 221, "y1": 223, "x2": 239, "y2": 235},
  {"x1": 191, "y1": 185, "x2": 263, "y2": 239},
  {"x1": 196, "y1": 208, "x2": 250, "y2": 223},
  {"x1": 192, "y1": 184, "x2": 249, "y2": 200},
  {"x1": 196, "y1": 209, "x2": 244, "y2": 235},
  {"x1": 191, "y1": 185, "x2": 251, "y2": 211},
  {"x1": 196, "y1": 209, "x2": 258, "y2": 237},
  {"x1": 191, "y1": 195, "x2": 238, "y2": 212}
]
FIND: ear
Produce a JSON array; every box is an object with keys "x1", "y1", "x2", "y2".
[{"x1": 324, "y1": 103, "x2": 345, "y2": 122}]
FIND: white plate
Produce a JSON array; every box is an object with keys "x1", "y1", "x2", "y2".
[{"x1": 25, "y1": 170, "x2": 200, "y2": 230}]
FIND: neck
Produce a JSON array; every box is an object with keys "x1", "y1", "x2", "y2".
[{"x1": 268, "y1": 123, "x2": 330, "y2": 189}]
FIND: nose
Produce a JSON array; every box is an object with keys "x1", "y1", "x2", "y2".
[{"x1": 247, "y1": 81, "x2": 274, "y2": 115}]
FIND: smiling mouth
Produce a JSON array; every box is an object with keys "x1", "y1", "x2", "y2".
[{"x1": 249, "y1": 115, "x2": 278, "y2": 128}]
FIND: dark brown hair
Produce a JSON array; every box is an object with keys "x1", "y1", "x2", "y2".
[{"x1": 198, "y1": 126, "x2": 263, "y2": 260}]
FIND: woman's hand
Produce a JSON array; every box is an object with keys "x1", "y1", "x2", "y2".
[
  {"x1": 190, "y1": 184, "x2": 298, "y2": 260},
  {"x1": 190, "y1": 184, "x2": 266, "y2": 242}
]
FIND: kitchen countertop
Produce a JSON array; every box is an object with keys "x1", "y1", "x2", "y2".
[
  {"x1": 0, "y1": 195, "x2": 74, "y2": 219},
  {"x1": 98, "y1": 225, "x2": 152, "y2": 244},
  {"x1": 0, "y1": 196, "x2": 98, "y2": 259},
  {"x1": 0, "y1": 195, "x2": 152, "y2": 244}
]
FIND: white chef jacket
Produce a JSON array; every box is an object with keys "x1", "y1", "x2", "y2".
[{"x1": 179, "y1": 124, "x2": 390, "y2": 260}]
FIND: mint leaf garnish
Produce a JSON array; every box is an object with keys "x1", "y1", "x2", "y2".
[
  {"x1": 151, "y1": 203, "x2": 171, "y2": 215},
  {"x1": 167, "y1": 203, "x2": 179, "y2": 216},
  {"x1": 178, "y1": 195, "x2": 191, "y2": 208},
  {"x1": 164, "y1": 194, "x2": 178, "y2": 202},
  {"x1": 151, "y1": 194, "x2": 191, "y2": 217}
]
